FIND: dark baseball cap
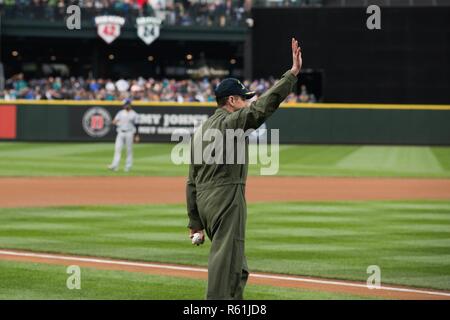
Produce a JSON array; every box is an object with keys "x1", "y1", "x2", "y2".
[
  {"x1": 215, "y1": 78, "x2": 256, "y2": 100},
  {"x1": 122, "y1": 98, "x2": 132, "y2": 106}
]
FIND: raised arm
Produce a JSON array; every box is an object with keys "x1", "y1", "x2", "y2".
[
  {"x1": 290, "y1": 38, "x2": 302, "y2": 77},
  {"x1": 225, "y1": 38, "x2": 303, "y2": 130}
]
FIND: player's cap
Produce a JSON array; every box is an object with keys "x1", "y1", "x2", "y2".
[
  {"x1": 215, "y1": 78, "x2": 255, "y2": 100},
  {"x1": 122, "y1": 98, "x2": 132, "y2": 106}
]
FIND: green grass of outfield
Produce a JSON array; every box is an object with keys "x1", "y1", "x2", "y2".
[
  {"x1": 1, "y1": 142, "x2": 450, "y2": 177},
  {"x1": 0, "y1": 260, "x2": 376, "y2": 300},
  {"x1": 0, "y1": 201, "x2": 449, "y2": 291}
]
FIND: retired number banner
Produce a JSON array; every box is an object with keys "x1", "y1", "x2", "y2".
[
  {"x1": 95, "y1": 16, "x2": 125, "y2": 44},
  {"x1": 136, "y1": 17, "x2": 162, "y2": 45}
]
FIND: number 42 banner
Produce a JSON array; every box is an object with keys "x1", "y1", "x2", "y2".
[
  {"x1": 95, "y1": 16, "x2": 125, "y2": 44},
  {"x1": 137, "y1": 17, "x2": 162, "y2": 45}
]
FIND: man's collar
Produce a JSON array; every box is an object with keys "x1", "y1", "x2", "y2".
[
  {"x1": 218, "y1": 106, "x2": 236, "y2": 114},
  {"x1": 216, "y1": 107, "x2": 231, "y2": 114}
]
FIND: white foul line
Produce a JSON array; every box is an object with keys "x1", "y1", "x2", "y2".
[
  {"x1": 0, "y1": 249, "x2": 449, "y2": 298},
  {"x1": 0, "y1": 250, "x2": 207, "y2": 273}
]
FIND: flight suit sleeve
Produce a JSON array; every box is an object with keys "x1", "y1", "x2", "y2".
[
  {"x1": 224, "y1": 70, "x2": 297, "y2": 130},
  {"x1": 186, "y1": 145, "x2": 204, "y2": 230}
]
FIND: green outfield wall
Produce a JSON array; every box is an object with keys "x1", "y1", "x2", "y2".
[{"x1": 1, "y1": 101, "x2": 449, "y2": 145}]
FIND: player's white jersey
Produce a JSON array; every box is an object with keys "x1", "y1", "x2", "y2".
[{"x1": 114, "y1": 109, "x2": 139, "y2": 133}]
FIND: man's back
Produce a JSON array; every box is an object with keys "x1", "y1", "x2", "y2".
[
  {"x1": 189, "y1": 108, "x2": 250, "y2": 191},
  {"x1": 188, "y1": 70, "x2": 298, "y2": 191}
]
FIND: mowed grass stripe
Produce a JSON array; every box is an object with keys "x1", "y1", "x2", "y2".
[
  {"x1": 336, "y1": 146, "x2": 444, "y2": 174},
  {"x1": 1, "y1": 142, "x2": 450, "y2": 177},
  {"x1": 432, "y1": 147, "x2": 450, "y2": 171},
  {"x1": 0, "y1": 201, "x2": 449, "y2": 290},
  {"x1": 0, "y1": 260, "x2": 375, "y2": 300}
]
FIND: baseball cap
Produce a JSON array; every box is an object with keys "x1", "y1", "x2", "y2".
[
  {"x1": 122, "y1": 98, "x2": 132, "y2": 106},
  {"x1": 215, "y1": 78, "x2": 256, "y2": 100}
]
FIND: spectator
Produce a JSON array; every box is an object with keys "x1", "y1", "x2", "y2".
[
  {"x1": 89, "y1": 79, "x2": 100, "y2": 92},
  {"x1": 2, "y1": 89, "x2": 17, "y2": 100},
  {"x1": 284, "y1": 92, "x2": 297, "y2": 103},
  {"x1": 299, "y1": 84, "x2": 316, "y2": 103},
  {"x1": 115, "y1": 78, "x2": 129, "y2": 92},
  {"x1": 2, "y1": 73, "x2": 318, "y2": 102},
  {"x1": 12, "y1": 73, "x2": 28, "y2": 91},
  {"x1": 1, "y1": 0, "x2": 252, "y2": 27},
  {"x1": 105, "y1": 79, "x2": 116, "y2": 91}
]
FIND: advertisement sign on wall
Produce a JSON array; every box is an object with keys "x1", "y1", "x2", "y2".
[{"x1": 71, "y1": 105, "x2": 215, "y2": 142}]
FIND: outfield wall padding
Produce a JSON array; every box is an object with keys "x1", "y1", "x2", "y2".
[
  {"x1": 1, "y1": 102, "x2": 450, "y2": 145},
  {"x1": 17, "y1": 105, "x2": 70, "y2": 140},
  {"x1": 267, "y1": 108, "x2": 450, "y2": 145}
]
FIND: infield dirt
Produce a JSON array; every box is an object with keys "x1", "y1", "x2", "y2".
[{"x1": 1, "y1": 176, "x2": 449, "y2": 208}]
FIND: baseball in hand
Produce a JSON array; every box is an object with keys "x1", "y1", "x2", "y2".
[{"x1": 191, "y1": 232, "x2": 204, "y2": 246}]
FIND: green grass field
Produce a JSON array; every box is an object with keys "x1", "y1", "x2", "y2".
[
  {"x1": 0, "y1": 201, "x2": 449, "y2": 293},
  {"x1": 1, "y1": 142, "x2": 449, "y2": 299},
  {"x1": 0, "y1": 260, "x2": 375, "y2": 300},
  {"x1": 0, "y1": 142, "x2": 450, "y2": 177}
]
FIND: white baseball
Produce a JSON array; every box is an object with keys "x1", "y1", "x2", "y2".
[{"x1": 192, "y1": 232, "x2": 203, "y2": 245}]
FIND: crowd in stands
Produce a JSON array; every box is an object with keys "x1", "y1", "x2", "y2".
[
  {"x1": 0, "y1": 0, "x2": 253, "y2": 27},
  {"x1": 1, "y1": 73, "x2": 317, "y2": 103}
]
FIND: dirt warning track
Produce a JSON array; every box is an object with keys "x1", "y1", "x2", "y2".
[
  {"x1": 0, "y1": 249, "x2": 449, "y2": 300},
  {"x1": 0, "y1": 176, "x2": 450, "y2": 208}
]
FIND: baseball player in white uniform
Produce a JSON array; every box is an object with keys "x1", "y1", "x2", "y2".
[{"x1": 108, "y1": 98, "x2": 140, "y2": 172}]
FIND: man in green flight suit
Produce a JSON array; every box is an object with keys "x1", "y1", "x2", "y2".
[{"x1": 187, "y1": 38, "x2": 303, "y2": 300}]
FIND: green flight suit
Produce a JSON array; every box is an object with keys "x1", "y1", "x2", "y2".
[{"x1": 187, "y1": 70, "x2": 297, "y2": 300}]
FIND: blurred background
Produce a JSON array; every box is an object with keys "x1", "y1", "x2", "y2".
[
  {"x1": 1, "y1": 0, "x2": 448, "y2": 104},
  {"x1": 0, "y1": 0, "x2": 449, "y2": 145}
]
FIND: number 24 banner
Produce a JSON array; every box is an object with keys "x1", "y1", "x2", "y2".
[{"x1": 136, "y1": 17, "x2": 162, "y2": 45}]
